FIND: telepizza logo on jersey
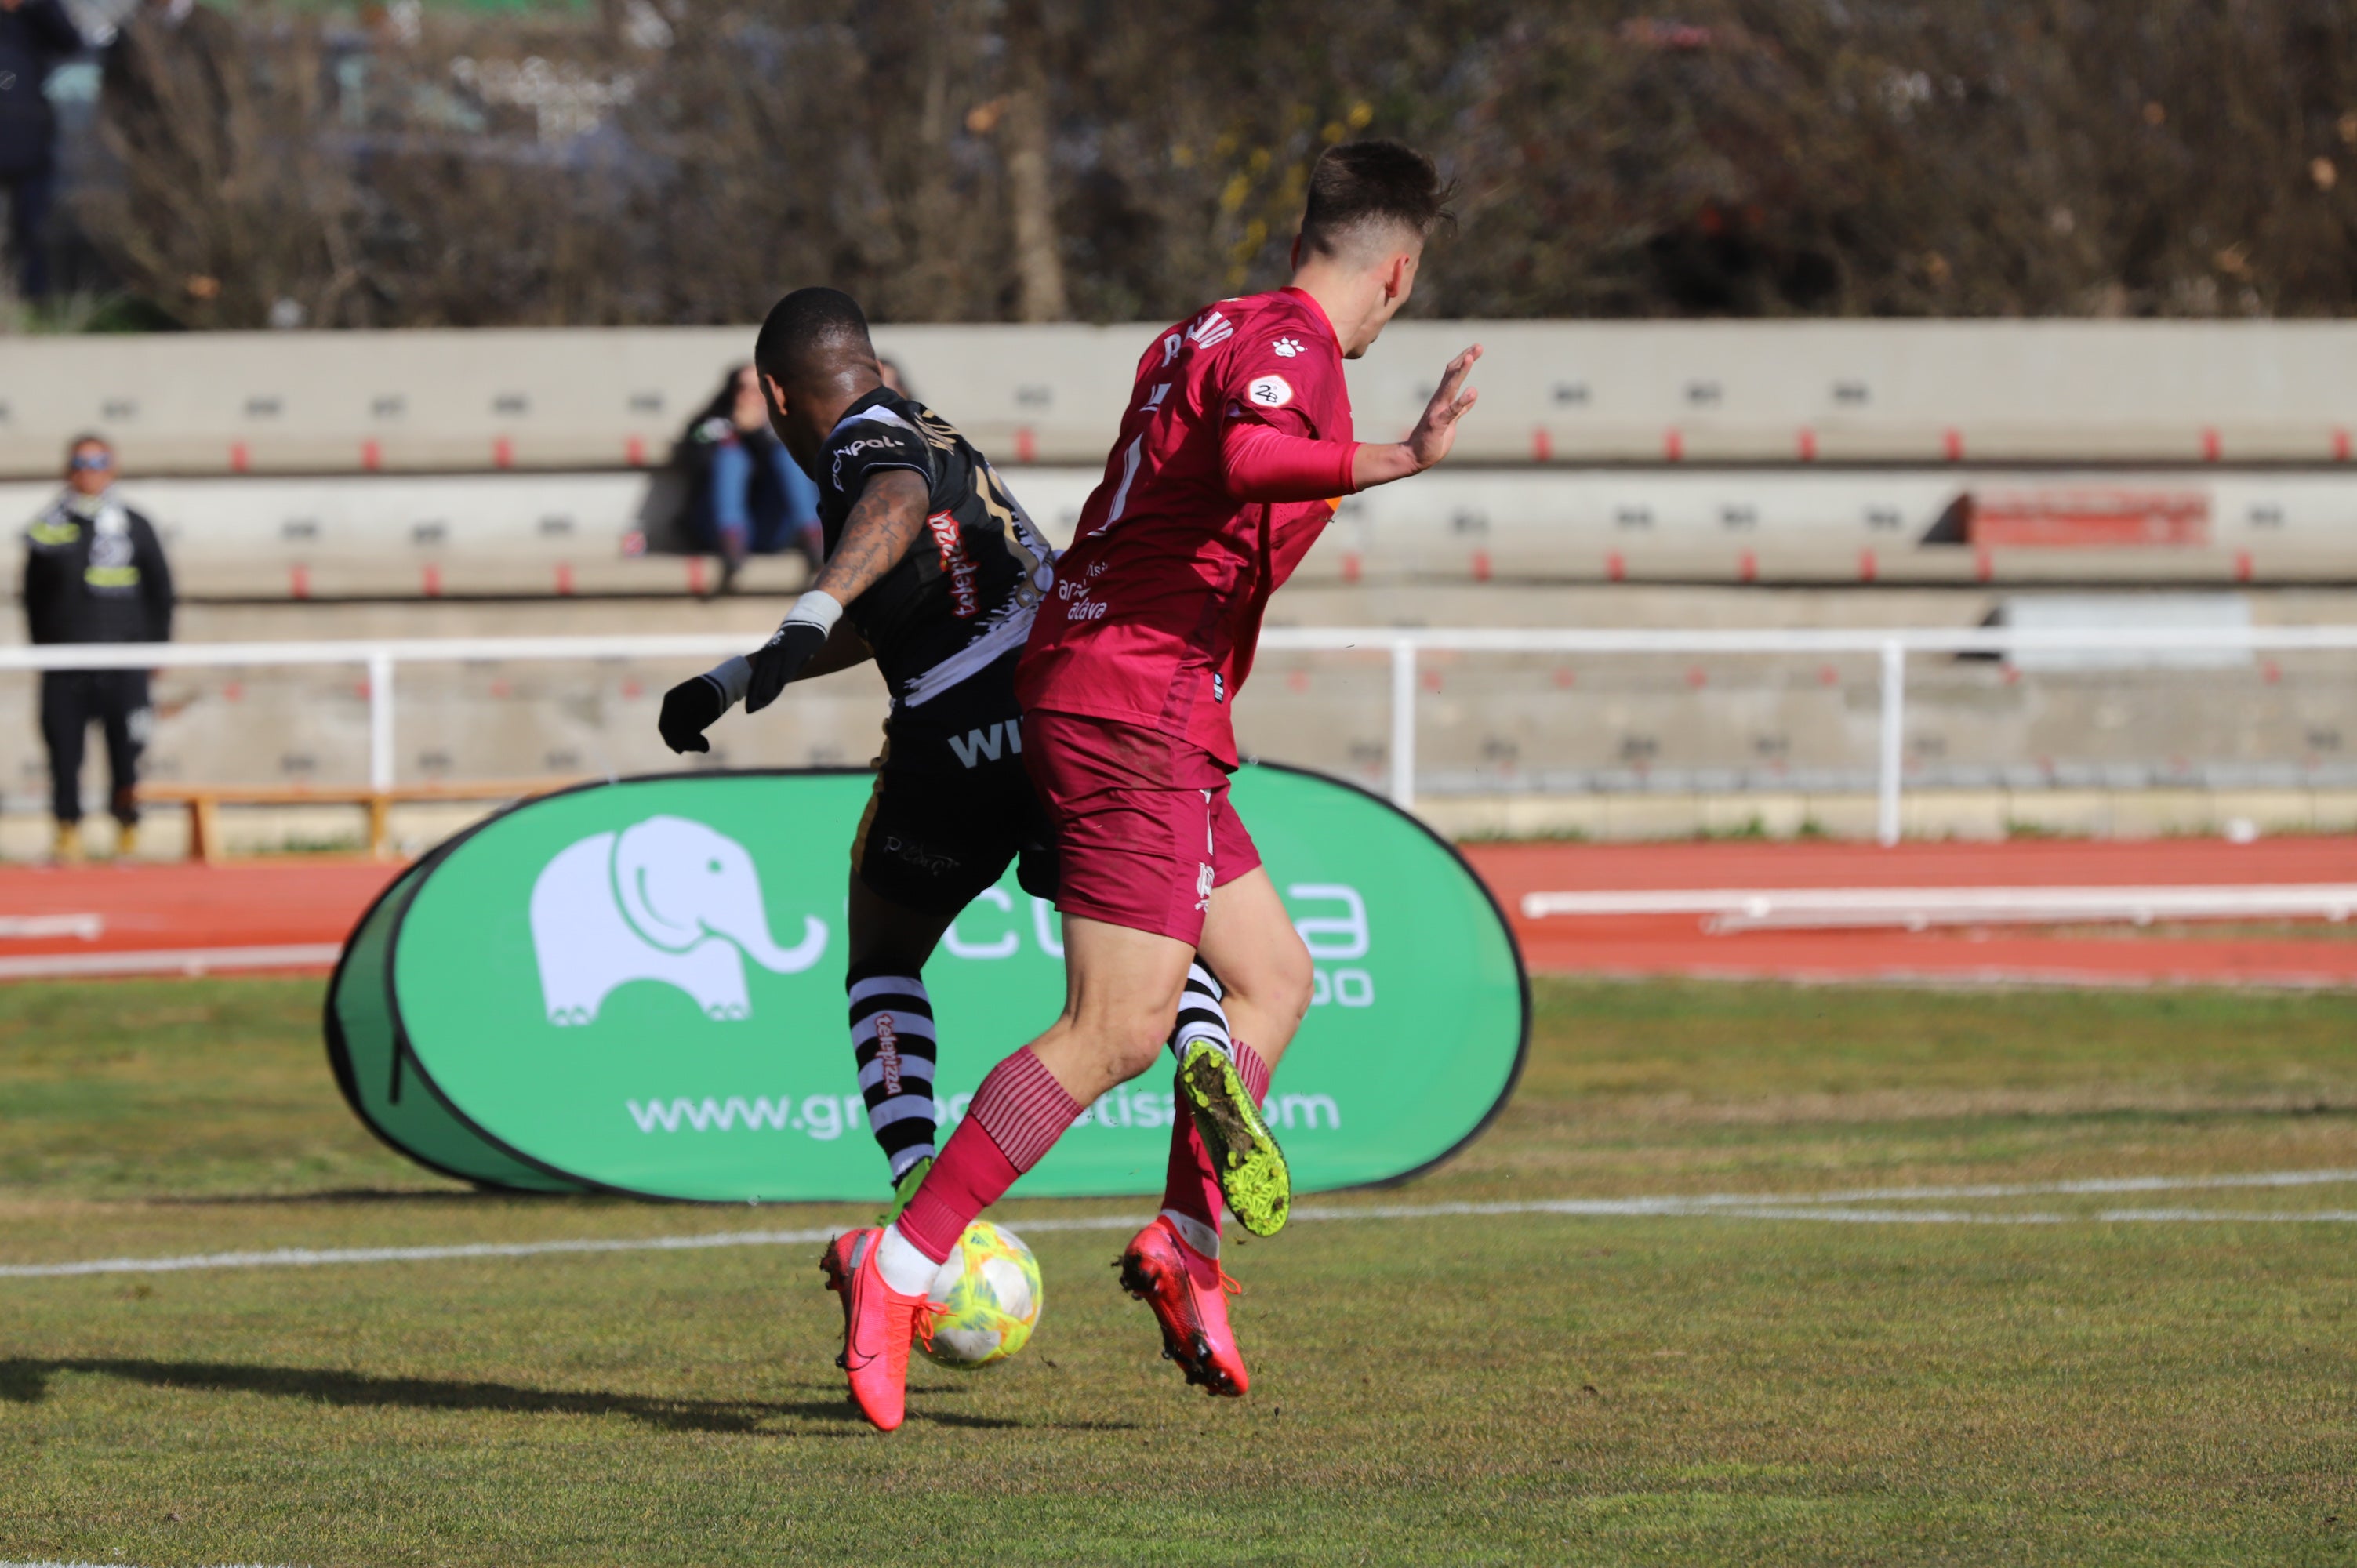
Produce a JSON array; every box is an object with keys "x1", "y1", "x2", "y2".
[{"x1": 925, "y1": 510, "x2": 979, "y2": 618}]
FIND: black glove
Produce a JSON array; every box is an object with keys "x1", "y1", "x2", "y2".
[
  {"x1": 746, "y1": 618, "x2": 830, "y2": 713},
  {"x1": 658, "y1": 673, "x2": 728, "y2": 754}
]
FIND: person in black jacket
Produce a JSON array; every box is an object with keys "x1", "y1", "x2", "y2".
[
  {"x1": 23, "y1": 434, "x2": 173, "y2": 858},
  {"x1": 0, "y1": 0, "x2": 84, "y2": 299}
]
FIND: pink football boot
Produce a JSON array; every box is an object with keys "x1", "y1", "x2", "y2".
[
  {"x1": 819, "y1": 1228, "x2": 937, "y2": 1432},
  {"x1": 1117, "y1": 1216, "x2": 1249, "y2": 1397}
]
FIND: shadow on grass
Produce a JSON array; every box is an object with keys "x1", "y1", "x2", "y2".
[{"x1": 0, "y1": 1356, "x2": 1095, "y2": 1435}]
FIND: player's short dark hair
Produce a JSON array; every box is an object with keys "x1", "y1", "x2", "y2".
[
  {"x1": 1300, "y1": 140, "x2": 1455, "y2": 261},
  {"x1": 754, "y1": 288, "x2": 877, "y2": 392}
]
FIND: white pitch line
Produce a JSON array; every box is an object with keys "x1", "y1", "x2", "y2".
[
  {"x1": 0, "y1": 1225, "x2": 859, "y2": 1278},
  {"x1": 2097, "y1": 1208, "x2": 2357, "y2": 1224},
  {"x1": 0, "y1": 913, "x2": 104, "y2": 941},
  {"x1": 8, "y1": 1169, "x2": 2357, "y2": 1280},
  {"x1": 1659, "y1": 1167, "x2": 2357, "y2": 1207},
  {"x1": 1518, "y1": 883, "x2": 2357, "y2": 930}
]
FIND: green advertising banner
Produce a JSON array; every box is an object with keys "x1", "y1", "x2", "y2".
[{"x1": 328, "y1": 764, "x2": 1527, "y2": 1203}]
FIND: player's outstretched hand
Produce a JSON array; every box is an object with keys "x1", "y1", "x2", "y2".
[
  {"x1": 658, "y1": 673, "x2": 727, "y2": 754},
  {"x1": 1405, "y1": 344, "x2": 1483, "y2": 472}
]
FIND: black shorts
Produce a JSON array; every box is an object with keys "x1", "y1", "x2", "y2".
[{"x1": 852, "y1": 655, "x2": 1059, "y2": 917}]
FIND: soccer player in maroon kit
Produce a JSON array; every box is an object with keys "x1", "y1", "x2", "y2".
[{"x1": 823, "y1": 140, "x2": 1480, "y2": 1431}]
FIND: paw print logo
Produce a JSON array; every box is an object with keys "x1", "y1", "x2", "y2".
[{"x1": 1271, "y1": 337, "x2": 1304, "y2": 358}]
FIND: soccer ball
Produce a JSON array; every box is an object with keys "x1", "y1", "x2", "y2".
[{"x1": 920, "y1": 1221, "x2": 1043, "y2": 1369}]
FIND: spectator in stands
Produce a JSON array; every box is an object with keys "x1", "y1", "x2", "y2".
[
  {"x1": 0, "y1": 0, "x2": 85, "y2": 299},
  {"x1": 22, "y1": 435, "x2": 173, "y2": 860},
  {"x1": 675, "y1": 364, "x2": 821, "y2": 593},
  {"x1": 877, "y1": 355, "x2": 911, "y2": 397}
]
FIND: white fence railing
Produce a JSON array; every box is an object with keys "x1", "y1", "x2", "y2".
[{"x1": 9, "y1": 625, "x2": 2357, "y2": 845}]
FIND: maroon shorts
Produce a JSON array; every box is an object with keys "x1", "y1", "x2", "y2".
[{"x1": 1020, "y1": 710, "x2": 1261, "y2": 945}]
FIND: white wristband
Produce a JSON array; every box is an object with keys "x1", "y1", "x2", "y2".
[
  {"x1": 783, "y1": 589, "x2": 844, "y2": 636},
  {"x1": 703, "y1": 655, "x2": 751, "y2": 706}
]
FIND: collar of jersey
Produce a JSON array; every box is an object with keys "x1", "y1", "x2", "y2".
[
  {"x1": 1277, "y1": 285, "x2": 1341, "y2": 346},
  {"x1": 826, "y1": 386, "x2": 909, "y2": 440}
]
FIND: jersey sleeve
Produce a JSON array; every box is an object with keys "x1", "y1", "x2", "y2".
[
  {"x1": 1221, "y1": 422, "x2": 1357, "y2": 502},
  {"x1": 821, "y1": 409, "x2": 936, "y2": 508},
  {"x1": 1215, "y1": 320, "x2": 1349, "y2": 442}
]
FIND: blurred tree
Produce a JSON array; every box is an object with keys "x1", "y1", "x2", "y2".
[{"x1": 65, "y1": 0, "x2": 2357, "y2": 325}]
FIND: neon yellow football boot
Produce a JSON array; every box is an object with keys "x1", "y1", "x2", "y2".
[
  {"x1": 877, "y1": 1156, "x2": 932, "y2": 1227},
  {"x1": 1178, "y1": 1043, "x2": 1290, "y2": 1237}
]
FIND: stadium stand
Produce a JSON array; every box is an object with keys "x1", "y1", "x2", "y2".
[
  {"x1": 6, "y1": 321, "x2": 2357, "y2": 595},
  {"x1": 2, "y1": 465, "x2": 2348, "y2": 597},
  {"x1": 9, "y1": 322, "x2": 2357, "y2": 851},
  {"x1": 8, "y1": 320, "x2": 2357, "y2": 477}
]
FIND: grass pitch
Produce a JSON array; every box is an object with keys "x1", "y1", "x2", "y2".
[{"x1": 1, "y1": 975, "x2": 2353, "y2": 1565}]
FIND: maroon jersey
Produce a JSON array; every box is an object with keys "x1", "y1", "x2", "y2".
[{"x1": 1017, "y1": 287, "x2": 1353, "y2": 768}]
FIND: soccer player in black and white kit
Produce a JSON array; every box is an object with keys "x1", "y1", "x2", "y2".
[{"x1": 657, "y1": 288, "x2": 1070, "y2": 1217}]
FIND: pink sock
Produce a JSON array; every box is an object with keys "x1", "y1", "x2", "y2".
[
  {"x1": 1159, "y1": 1086, "x2": 1226, "y2": 1254},
  {"x1": 896, "y1": 1046, "x2": 1080, "y2": 1263},
  {"x1": 1233, "y1": 1038, "x2": 1272, "y2": 1105}
]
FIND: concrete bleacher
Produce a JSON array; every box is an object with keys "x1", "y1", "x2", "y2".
[
  {"x1": 9, "y1": 319, "x2": 2357, "y2": 477},
  {"x1": 8, "y1": 319, "x2": 2357, "y2": 849},
  {"x1": 0, "y1": 464, "x2": 2346, "y2": 598},
  {"x1": 5, "y1": 319, "x2": 2357, "y2": 597}
]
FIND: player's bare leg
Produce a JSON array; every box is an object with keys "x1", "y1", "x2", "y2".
[
  {"x1": 1024, "y1": 914, "x2": 1197, "y2": 1103},
  {"x1": 1197, "y1": 866, "x2": 1315, "y2": 1075}
]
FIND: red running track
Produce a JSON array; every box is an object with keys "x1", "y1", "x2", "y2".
[
  {"x1": 0, "y1": 860, "x2": 404, "y2": 978},
  {"x1": 1463, "y1": 837, "x2": 2357, "y2": 987},
  {"x1": 6, "y1": 838, "x2": 2357, "y2": 986}
]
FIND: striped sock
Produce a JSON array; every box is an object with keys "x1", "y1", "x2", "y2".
[
  {"x1": 895, "y1": 1045, "x2": 1080, "y2": 1264},
  {"x1": 848, "y1": 970, "x2": 939, "y2": 1181},
  {"x1": 1168, "y1": 960, "x2": 1232, "y2": 1065}
]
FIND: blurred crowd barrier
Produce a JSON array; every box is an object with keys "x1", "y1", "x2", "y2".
[{"x1": 9, "y1": 590, "x2": 2357, "y2": 855}]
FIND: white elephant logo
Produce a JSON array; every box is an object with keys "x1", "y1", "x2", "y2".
[{"x1": 529, "y1": 815, "x2": 827, "y2": 1026}]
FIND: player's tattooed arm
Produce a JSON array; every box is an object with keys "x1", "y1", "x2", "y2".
[
  {"x1": 736, "y1": 469, "x2": 925, "y2": 713},
  {"x1": 812, "y1": 469, "x2": 931, "y2": 606}
]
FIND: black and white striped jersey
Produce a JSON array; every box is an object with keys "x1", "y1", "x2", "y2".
[{"x1": 815, "y1": 387, "x2": 1055, "y2": 710}]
